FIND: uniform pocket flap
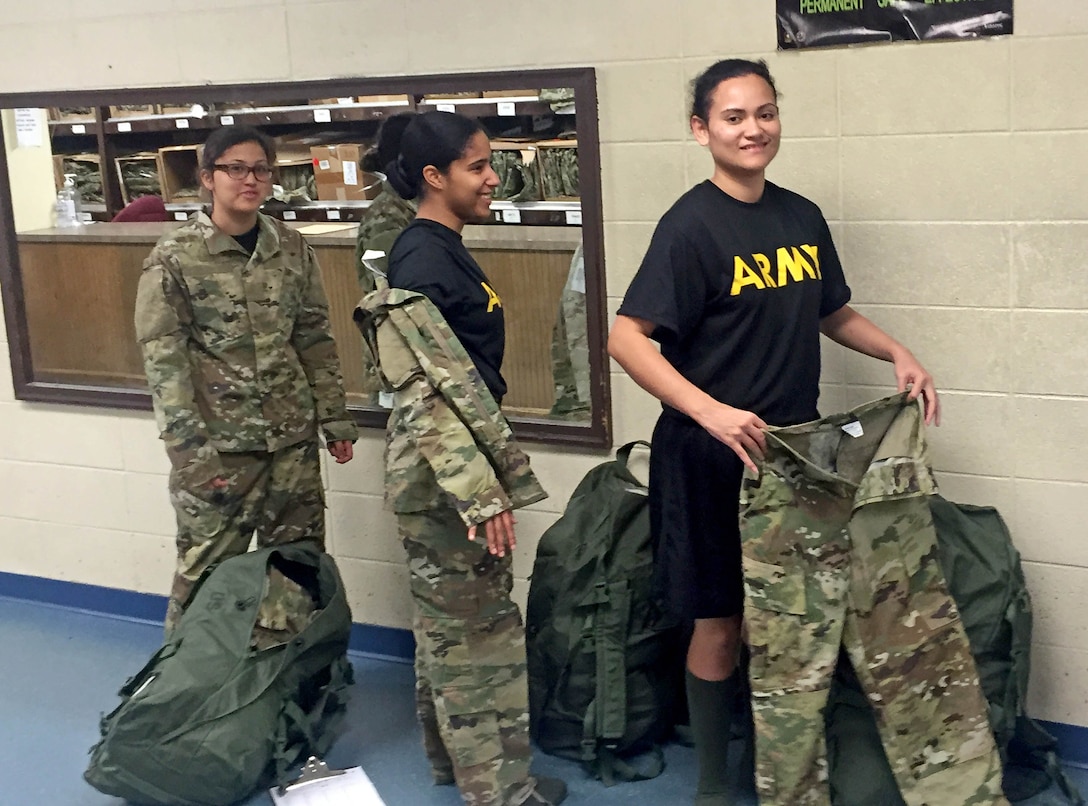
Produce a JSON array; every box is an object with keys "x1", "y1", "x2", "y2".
[
  {"x1": 376, "y1": 323, "x2": 420, "y2": 389},
  {"x1": 744, "y1": 558, "x2": 807, "y2": 616}
]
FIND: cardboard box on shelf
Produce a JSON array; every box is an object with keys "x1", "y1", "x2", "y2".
[
  {"x1": 114, "y1": 152, "x2": 162, "y2": 205},
  {"x1": 489, "y1": 140, "x2": 541, "y2": 202},
  {"x1": 482, "y1": 90, "x2": 539, "y2": 98},
  {"x1": 159, "y1": 103, "x2": 202, "y2": 116},
  {"x1": 422, "y1": 92, "x2": 483, "y2": 101},
  {"x1": 535, "y1": 139, "x2": 579, "y2": 201},
  {"x1": 48, "y1": 107, "x2": 96, "y2": 122},
  {"x1": 108, "y1": 104, "x2": 157, "y2": 119},
  {"x1": 156, "y1": 145, "x2": 203, "y2": 203},
  {"x1": 355, "y1": 94, "x2": 412, "y2": 105},
  {"x1": 310, "y1": 144, "x2": 381, "y2": 202},
  {"x1": 53, "y1": 153, "x2": 105, "y2": 204}
]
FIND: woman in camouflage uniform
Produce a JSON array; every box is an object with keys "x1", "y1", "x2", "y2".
[
  {"x1": 134, "y1": 124, "x2": 357, "y2": 633},
  {"x1": 381, "y1": 111, "x2": 567, "y2": 806}
]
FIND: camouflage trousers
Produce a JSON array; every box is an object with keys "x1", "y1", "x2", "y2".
[
  {"x1": 165, "y1": 439, "x2": 325, "y2": 634},
  {"x1": 398, "y1": 507, "x2": 534, "y2": 806},
  {"x1": 739, "y1": 392, "x2": 1007, "y2": 806}
]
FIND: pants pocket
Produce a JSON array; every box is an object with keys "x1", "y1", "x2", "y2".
[
  {"x1": 169, "y1": 486, "x2": 224, "y2": 538},
  {"x1": 433, "y1": 687, "x2": 504, "y2": 768}
]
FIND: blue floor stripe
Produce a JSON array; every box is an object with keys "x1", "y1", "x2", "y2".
[
  {"x1": 3, "y1": 569, "x2": 1087, "y2": 766},
  {"x1": 0, "y1": 569, "x2": 415, "y2": 661}
]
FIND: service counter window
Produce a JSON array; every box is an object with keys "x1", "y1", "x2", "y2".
[{"x1": 0, "y1": 69, "x2": 611, "y2": 447}]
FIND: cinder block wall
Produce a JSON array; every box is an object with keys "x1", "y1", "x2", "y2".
[{"x1": 0, "y1": 0, "x2": 1085, "y2": 726}]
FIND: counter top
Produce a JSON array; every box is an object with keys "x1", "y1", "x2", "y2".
[{"x1": 17, "y1": 221, "x2": 582, "y2": 251}]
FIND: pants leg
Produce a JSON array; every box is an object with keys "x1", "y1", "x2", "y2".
[
  {"x1": 414, "y1": 611, "x2": 456, "y2": 784},
  {"x1": 845, "y1": 497, "x2": 1008, "y2": 806},
  {"x1": 399, "y1": 508, "x2": 533, "y2": 806}
]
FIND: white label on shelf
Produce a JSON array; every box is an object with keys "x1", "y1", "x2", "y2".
[
  {"x1": 318, "y1": 159, "x2": 330, "y2": 170},
  {"x1": 117, "y1": 121, "x2": 132, "y2": 132},
  {"x1": 326, "y1": 209, "x2": 342, "y2": 220},
  {"x1": 175, "y1": 118, "x2": 190, "y2": 129},
  {"x1": 220, "y1": 115, "x2": 235, "y2": 125},
  {"x1": 336, "y1": 97, "x2": 353, "y2": 105},
  {"x1": 343, "y1": 160, "x2": 358, "y2": 186},
  {"x1": 174, "y1": 211, "x2": 188, "y2": 221},
  {"x1": 313, "y1": 108, "x2": 332, "y2": 123},
  {"x1": 71, "y1": 124, "x2": 87, "y2": 135},
  {"x1": 565, "y1": 209, "x2": 583, "y2": 225},
  {"x1": 282, "y1": 210, "x2": 297, "y2": 220},
  {"x1": 501, "y1": 208, "x2": 522, "y2": 224},
  {"x1": 497, "y1": 101, "x2": 516, "y2": 117},
  {"x1": 80, "y1": 211, "x2": 93, "y2": 222},
  {"x1": 436, "y1": 103, "x2": 456, "y2": 113}
]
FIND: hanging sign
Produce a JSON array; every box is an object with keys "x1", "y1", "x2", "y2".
[{"x1": 777, "y1": 0, "x2": 1013, "y2": 50}]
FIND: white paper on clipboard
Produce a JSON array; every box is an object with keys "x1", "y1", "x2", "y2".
[{"x1": 269, "y1": 766, "x2": 385, "y2": 805}]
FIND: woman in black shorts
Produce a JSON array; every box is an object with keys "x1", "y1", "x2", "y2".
[{"x1": 608, "y1": 59, "x2": 939, "y2": 805}]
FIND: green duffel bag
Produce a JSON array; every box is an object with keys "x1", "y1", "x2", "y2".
[
  {"x1": 84, "y1": 541, "x2": 353, "y2": 806},
  {"x1": 526, "y1": 441, "x2": 686, "y2": 785},
  {"x1": 827, "y1": 497, "x2": 1084, "y2": 806}
]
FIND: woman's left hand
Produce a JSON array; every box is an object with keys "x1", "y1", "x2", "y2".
[{"x1": 469, "y1": 509, "x2": 517, "y2": 557}]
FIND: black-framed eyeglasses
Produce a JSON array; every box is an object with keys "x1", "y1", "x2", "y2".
[{"x1": 213, "y1": 163, "x2": 273, "y2": 181}]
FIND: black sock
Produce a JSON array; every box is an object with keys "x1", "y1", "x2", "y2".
[{"x1": 685, "y1": 669, "x2": 739, "y2": 799}]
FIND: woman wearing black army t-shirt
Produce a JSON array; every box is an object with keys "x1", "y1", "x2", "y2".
[
  {"x1": 383, "y1": 111, "x2": 566, "y2": 806},
  {"x1": 609, "y1": 60, "x2": 940, "y2": 805}
]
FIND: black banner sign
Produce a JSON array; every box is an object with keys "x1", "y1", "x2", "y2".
[{"x1": 776, "y1": 0, "x2": 1013, "y2": 49}]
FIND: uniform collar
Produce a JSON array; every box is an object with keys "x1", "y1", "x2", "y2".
[{"x1": 196, "y1": 210, "x2": 280, "y2": 259}]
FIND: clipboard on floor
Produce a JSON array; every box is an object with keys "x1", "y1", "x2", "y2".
[{"x1": 269, "y1": 757, "x2": 386, "y2": 805}]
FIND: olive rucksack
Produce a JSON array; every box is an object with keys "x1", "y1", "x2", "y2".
[
  {"x1": 827, "y1": 496, "x2": 1084, "y2": 806},
  {"x1": 526, "y1": 441, "x2": 684, "y2": 785},
  {"x1": 84, "y1": 542, "x2": 354, "y2": 806}
]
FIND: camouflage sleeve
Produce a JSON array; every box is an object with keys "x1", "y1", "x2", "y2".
[
  {"x1": 375, "y1": 313, "x2": 511, "y2": 525},
  {"x1": 396, "y1": 384, "x2": 514, "y2": 526},
  {"x1": 397, "y1": 301, "x2": 548, "y2": 511},
  {"x1": 292, "y1": 242, "x2": 358, "y2": 444},
  {"x1": 134, "y1": 258, "x2": 225, "y2": 489}
]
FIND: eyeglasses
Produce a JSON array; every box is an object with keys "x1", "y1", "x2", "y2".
[{"x1": 213, "y1": 163, "x2": 273, "y2": 181}]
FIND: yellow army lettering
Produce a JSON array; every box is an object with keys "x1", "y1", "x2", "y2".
[
  {"x1": 481, "y1": 282, "x2": 502, "y2": 312},
  {"x1": 730, "y1": 244, "x2": 822, "y2": 296}
]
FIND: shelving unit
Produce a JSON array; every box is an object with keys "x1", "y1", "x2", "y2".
[{"x1": 46, "y1": 94, "x2": 580, "y2": 228}]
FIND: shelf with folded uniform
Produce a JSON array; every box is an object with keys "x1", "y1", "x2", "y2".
[
  {"x1": 417, "y1": 96, "x2": 568, "y2": 120},
  {"x1": 159, "y1": 199, "x2": 583, "y2": 226},
  {"x1": 99, "y1": 100, "x2": 418, "y2": 135}
]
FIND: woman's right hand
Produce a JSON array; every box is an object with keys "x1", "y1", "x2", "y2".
[
  {"x1": 468, "y1": 509, "x2": 517, "y2": 558},
  {"x1": 698, "y1": 403, "x2": 768, "y2": 474}
]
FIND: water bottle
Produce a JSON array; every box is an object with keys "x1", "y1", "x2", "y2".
[{"x1": 55, "y1": 173, "x2": 83, "y2": 227}]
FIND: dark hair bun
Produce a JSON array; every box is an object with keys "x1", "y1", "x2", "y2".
[{"x1": 385, "y1": 155, "x2": 418, "y2": 199}]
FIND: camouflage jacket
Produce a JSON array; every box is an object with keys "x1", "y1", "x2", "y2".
[
  {"x1": 353, "y1": 284, "x2": 547, "y2": 525},
  {"x1": 135, "y1": 211, "x2": 357, "y2": 490},
  {"x1": 354, "y1": 177, "x2": 417, "y2": 294}
]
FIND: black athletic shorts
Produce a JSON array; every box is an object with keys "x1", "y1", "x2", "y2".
[{"x1": 649, "y1": 413, "x2": 745, "y2": 621}]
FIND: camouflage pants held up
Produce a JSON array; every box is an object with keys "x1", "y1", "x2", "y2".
[
  {"x1": 165, "y1": 439, "x2": 326, "y2": 634},
  {"x1": 739, "y1": 392, "x2": 1007, "y2": 806},
  {"x1": 399, "y1": 508, "x2": 533, "y2": 806}
]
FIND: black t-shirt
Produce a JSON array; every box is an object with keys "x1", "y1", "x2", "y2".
[
  {"x1": 231, "y1": 223, "x2": 259, "y2": 255},
  {"x1": 388, "y1": 219, "x2": 507, "y2": 401},
  {"x1": 617, "y1": 180, "x2": 851, "y2": 426}
]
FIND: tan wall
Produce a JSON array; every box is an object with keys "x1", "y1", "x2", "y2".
[{"x1": 1, "y1": 0, "x2": 1087, "y2": 726}]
